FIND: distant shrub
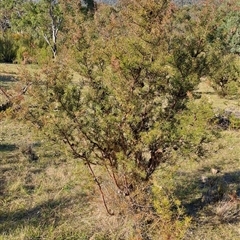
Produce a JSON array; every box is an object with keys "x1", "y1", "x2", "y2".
[
  {"x1": 208, "y1": 54, "x2": 240, "y2": 97},
  {"x1": 0, "y1": 32, "x2": 18, "y2": 63}
]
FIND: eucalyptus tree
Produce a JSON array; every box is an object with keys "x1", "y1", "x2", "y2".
[
  {"x1": 0, "y1": 0, "x2": 25, "y2": 31},
  {"x1": 0, "y1": 0, "x2": 27, "y2": 62},
  {"x1": 20, "y1": 0, "x2": 64, "y2": 59}
]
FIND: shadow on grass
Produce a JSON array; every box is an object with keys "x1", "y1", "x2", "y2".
[
  {"x1": 0, "y1": 176, "x2": 6, "y2": 195},
  {"x1": 195, "y1": 91, "x2": 216, "y2": 95},
  {"x1": 0, "y1": 194, "x2": 88, "y2": 235},
  {"x1": 0, "y1": 144, "x2": 18, "y2": 152},
  {"x1": 0, "y1": 74, "x2": 18, "y2": 89},
  {"x1": 0, "y1": 199, "x2": 59, "y2": 235},
  {"x1": 175, "y1": 170, "x2": 240, "y2": 219},
  {"x1": 0, "y1": 74, "x2": 17, "y2": 83}
]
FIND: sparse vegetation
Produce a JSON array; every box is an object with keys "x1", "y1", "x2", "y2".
[{"x1": 1, "y1": 0, "x2": 240, "y2": 239}]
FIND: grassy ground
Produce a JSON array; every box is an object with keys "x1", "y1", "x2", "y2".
[
  {"x1": 0, "y1": 63, "x2": 240, "y2": 239},
  {"x1": 177, "y1": 129, "x2": 240, "y2": 240},
  {"x1": 0, "y1": 121, "x2": 96, "y2": 239}
]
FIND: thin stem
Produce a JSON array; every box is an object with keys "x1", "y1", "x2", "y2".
[{"x1": 87, "y1": 162, "x2": 114, "y2": 216}]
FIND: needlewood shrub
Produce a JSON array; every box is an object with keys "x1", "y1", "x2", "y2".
[{"x1": 19, "y1": 0, "x2": 240, "y2": 238}]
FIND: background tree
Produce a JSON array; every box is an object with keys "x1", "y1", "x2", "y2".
[
  {"x1": 0, "y1": 0, "x2": 64, "y2": 62},
  {"x1": 19, "y1": 0, "x2": 63, "y2": 59},
  {"x1": 0, "y1": 0, "x2": 25, "y2": 31},
  {"x1": 83, "y1": 0, "x2": 96, "y2": 12},
  {"x1": 1, "y1": 0, "x2": 64, "y2": 61},
  {"x1": 204, "y1": 0, "x2": 240, "y2": 97},
  {"x1": 0, "y1": 0, "x2": 26, "y2": 62},
  {"x1": 169, "y1": 0, "x2": 240, "y2": 97}
]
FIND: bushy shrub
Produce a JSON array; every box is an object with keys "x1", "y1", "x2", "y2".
[
  {"x1": 0, "y1": 32, "x2": 18, "y2": 62},
  {"x1": 208, "y1": 53, "x2": 240, "y2": 97}
]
